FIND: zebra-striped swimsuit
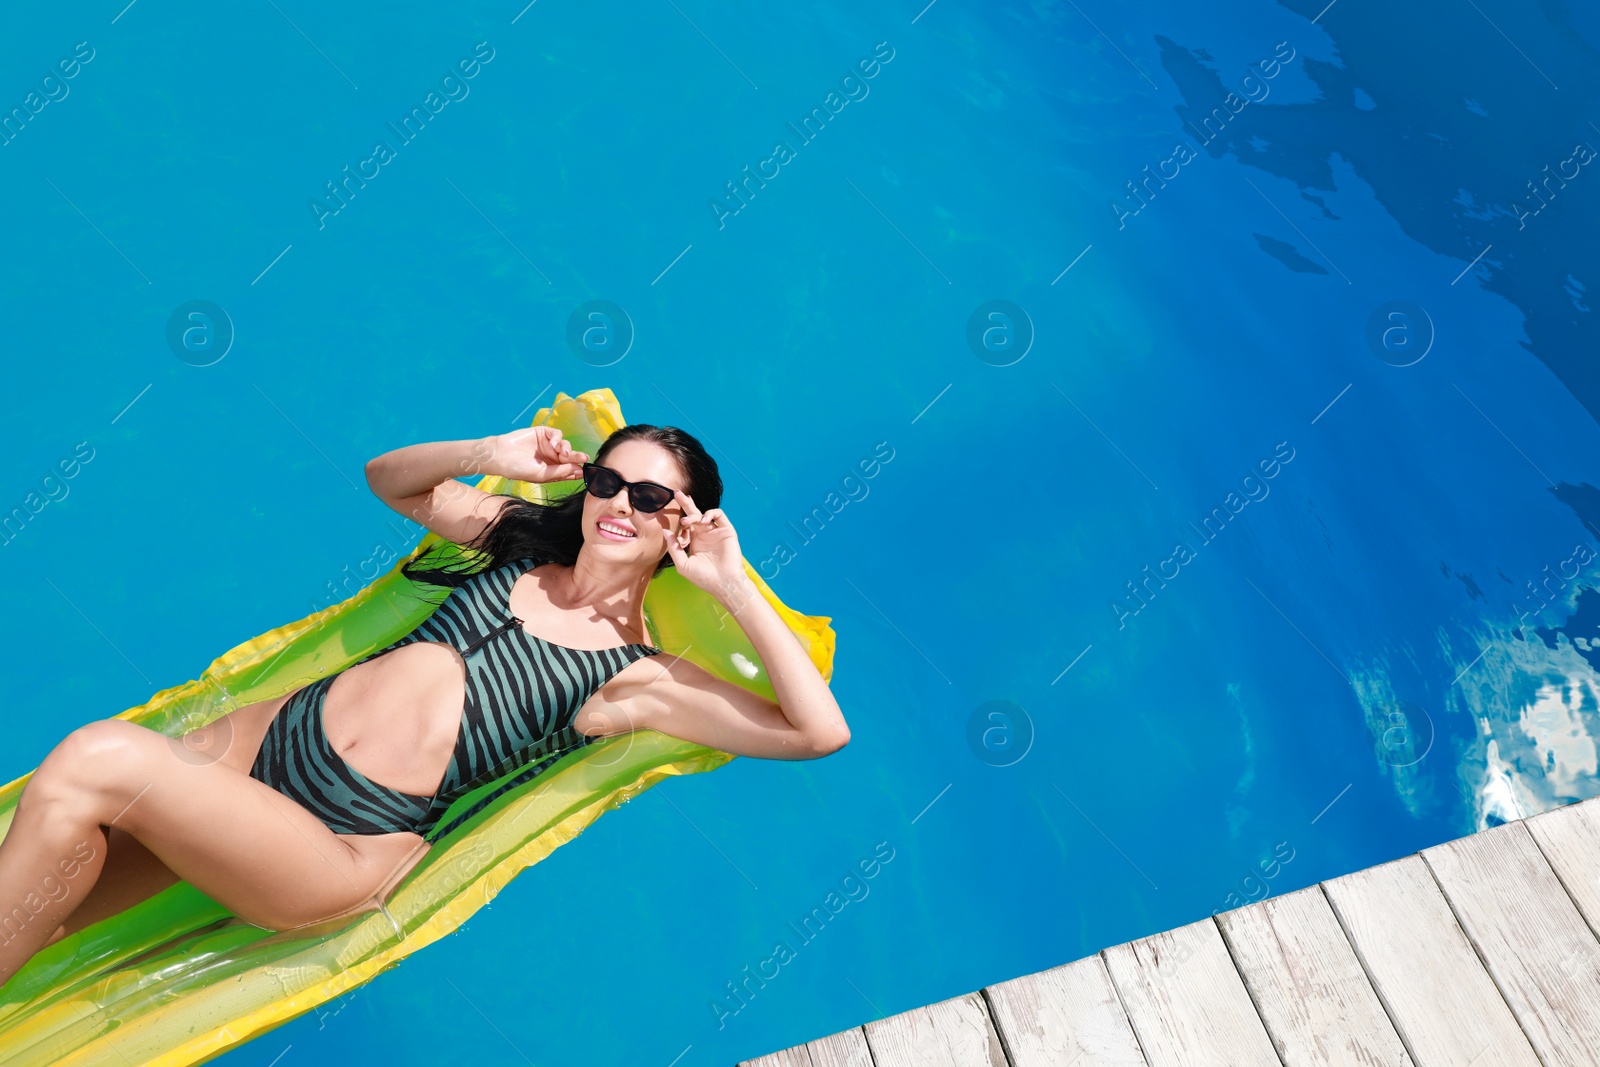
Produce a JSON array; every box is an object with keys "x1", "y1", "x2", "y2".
[{"x1": 249, "y1": 554, "x2": 662, "y2": 842}]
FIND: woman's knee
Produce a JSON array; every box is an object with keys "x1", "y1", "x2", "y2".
[{"x1": 27, "y1": 721, "x2": 157, "y2": 812}]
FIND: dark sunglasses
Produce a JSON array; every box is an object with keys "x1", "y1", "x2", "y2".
[{"x1": 581, "y1": 462, "x2": 678, "y2": 513}]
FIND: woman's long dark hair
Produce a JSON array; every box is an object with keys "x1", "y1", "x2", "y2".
[{"x1": 398, "y1": 423, "x2": 723, "y2": 592}]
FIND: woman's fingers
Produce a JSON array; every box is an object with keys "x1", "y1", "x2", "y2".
[
  {"x1": 532, "y1": 430, "x2": 590, "y2": 476},
  {"x1": 539, "y1": 430, "x2": 574, "y2": 468},
  {"x1": 674, "y1": 488, "x2": 702, "y2": 525},
  {"x1": 671, "y1": 489, "x2": 702, "y2": 550},
  {"x1": 661, "y1": 518, "x2": 690, "y2": 563}
]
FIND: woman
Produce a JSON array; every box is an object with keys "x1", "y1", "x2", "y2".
[{"x1": 0, "y1": 423, "x2": 849, "y2": 986}]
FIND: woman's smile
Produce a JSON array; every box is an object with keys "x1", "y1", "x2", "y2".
[{"x1": 596, "y1": 517, "x2": 637, "y2": 541}]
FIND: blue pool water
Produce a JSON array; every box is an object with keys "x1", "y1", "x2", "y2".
[{"x1": 4, "y1": 1, "x2": 1600, "y2": 1063}]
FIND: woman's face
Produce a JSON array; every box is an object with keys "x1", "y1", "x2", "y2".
[{"x1": 580, "y1": 439, "x2": 690, "y2": 564}]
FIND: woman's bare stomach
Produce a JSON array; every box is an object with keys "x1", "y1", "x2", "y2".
[
  {"x1": 237, "y1": 642, "x2": 635, "y2": 794},
  {"x1": 224, "y1": 646, "x2": 467, "y2": 901},
  {"x1": 320, "y1": 642, "x2": 471, "y2": 796},
  {"x1": 224, "y1": 642, "x2": 465, "y2": 796},
  {"x1": 211, "y1": 645, "x2": 486, "y2": 912}
]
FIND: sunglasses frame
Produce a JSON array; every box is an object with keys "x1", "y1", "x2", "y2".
[{"x1": 581, "y1": 462, "x2": 679, "y2": 513}]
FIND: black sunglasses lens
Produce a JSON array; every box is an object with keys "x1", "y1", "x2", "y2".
[
  {"x1": 584, "y1": 465, "x2": 623, "y2": 497},
  {"x1": 630, "y1": 484, "x2": 674, "y2": 513}
]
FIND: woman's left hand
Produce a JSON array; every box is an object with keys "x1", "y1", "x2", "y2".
[
  {"x1": 488, "y1": 426, "x2": 590, "y2": 484},
  {"x1": 659, "y1": 490, "x2": 745, "y2": 595}
]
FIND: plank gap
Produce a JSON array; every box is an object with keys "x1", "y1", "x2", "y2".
[
  {"x1": 1102, "y1": 948, "x2": 1156, "y2": 1067},
  {"x1": 1317, "y1": 879, "x2": 1425, "y2": 1067},
  {"x1": 1418, "y1": 835, "x2": 1555, "y2": 1064},
  {"x1": 975, "y1": 986, "x2": 1020, "y2": 1067},
  {"x1": 1207, "y1": 913, "x2": 1289, "y2": 1067},
  {"x1": 1523, "y1": 806, "x2": 1600, "y2": 949}
]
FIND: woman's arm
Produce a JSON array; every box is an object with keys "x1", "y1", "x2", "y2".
[
  {"x1": 710, "y1": 570, "x2": 850, "y2": 752},
  {"x1": 364, "y1": 428, "x2": 586, "y2": 545},
  {"x1": 626, "y1": 493, "x2": 850, "y2": 758},
  {"x1": 606, "y1": 650, "x2": 847, "y2": 759}
]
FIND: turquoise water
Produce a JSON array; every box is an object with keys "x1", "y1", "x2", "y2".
[{"x1": 3, "y1": 0, "x2": 1600, "y2": 1063}]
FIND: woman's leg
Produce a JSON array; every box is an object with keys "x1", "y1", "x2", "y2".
[
  {"x1": 0, "y1": 717, "x2": 420, "y2": 986},
  {"x1": 42, "y1": 828, "x2": 179, "y2": 947},
  {"x1": 38, "y1": 693, "x2": 283, "y2": 948}
]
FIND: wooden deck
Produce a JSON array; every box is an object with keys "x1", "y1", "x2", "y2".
[{"x1": 741, "y1": 794, "x2": 1600, "y2": 1066}]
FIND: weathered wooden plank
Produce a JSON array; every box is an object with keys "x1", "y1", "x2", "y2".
[
  {"x1": 1101, "y1": 917, "x2": 1279, "y2": 1066},
  {"x1": 1422, "y1": 819, "x2": 1600, "y2": 1066},
  {"x1": 741, "y1": 1045, "x2": 814, "y2": 1067},
  {"x1": 1216, "y1": 882, "x2": 1412, "y2": 1066},
  {"x1": 985, "y1": 953, "x2": 1147, "y2": 1066},
  {"x1": 805, "y1": 1027, "x2": 874, "y2": 1067},
  {"x1": 739, "y1": 1024, "x2": 873, "y2": 1067},
  {"x1": 862, "y1": 991, "x2": 1009, "y2": 1067},
  {"x1": 1321, "y1": 853, "x2": 1541, "y2": 1066},
  {"x1": 1525, "y1": 796, "x2": 1600, "y2": 935}
]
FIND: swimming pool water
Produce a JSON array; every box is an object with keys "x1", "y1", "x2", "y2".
[{"x1": 3, "y1": 1, "x2": 1599, "y2": 1064}]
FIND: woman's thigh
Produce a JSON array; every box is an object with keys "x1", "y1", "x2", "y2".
[
  {"x1": 50, "y1": 692, "x2": 287, "y2": 933},
  {"x1": 64, "y1": 716, "x2": 425, "y2": 932}
]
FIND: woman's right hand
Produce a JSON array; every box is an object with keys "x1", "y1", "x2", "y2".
[{"x1": 486, "y1": 427, "x2": 590, "y2": 484}]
